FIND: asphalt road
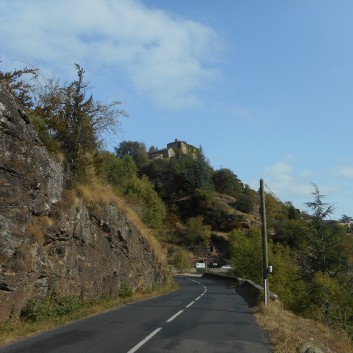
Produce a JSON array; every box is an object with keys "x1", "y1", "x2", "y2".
[{"x1": 0, "y1": 275, "x2": 271, "y2": 353}]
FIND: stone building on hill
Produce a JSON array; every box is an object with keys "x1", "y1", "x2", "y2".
[{"x1": 148, "y1": 139, "x2": 198, "y2": 160}]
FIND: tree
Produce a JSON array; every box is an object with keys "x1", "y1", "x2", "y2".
[
  {"x1": 0, "y1": 63, "x2": 39, "y2": 109},
  {"x1": 212, "y1": 168, "x2": 243, "y2": 197},
  {"x1": 300, "y1": 184, "x2": 349, "y2": 280},
  {"x1": 124, "y1": 175, "x2": 166, "y2": 231},
  {"x1": 35, "y1": 64, "x2": 126, "y2": 181},
  {"x1": 340, "y1": 215, "x2": 353, "y2": 224},
  {"x1": 184, "y1": 216, "x2": 211, "y2": 246},
  {"x1": 229, "y1": 229, "x2": 262, "y2": 284},
  {"x1": 115, "y1": 141, "x2": 148, "y2": 169},
  {"x1": 195, "y1": 145, "x2": 213, "y2": 190},
  {"x1": 234, "y1": 189, "x2": 254, "y2": 213},
  {"x1": 285, "y1": 201, "x2": 301, "y2": 220},
  {"x1": 173, "y1": 248, "x2": 191, "y2": 273},
  {"x1": 98, "y1": 152, "x2": 137, "y2": 189},
  {"x1": 272, "y1": 218, "x2": 309, "y2": 248}
]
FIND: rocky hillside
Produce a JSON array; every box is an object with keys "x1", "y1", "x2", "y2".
[{"x1": 0, "y1": 83, "x2": 168, "y2": 321}]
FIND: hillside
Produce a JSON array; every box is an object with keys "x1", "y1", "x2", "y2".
[
  {"x1": 0, "y1": 82, "x2": 169, "y2": 321},
  {"x1": 1, "y1": 64, "x2": 353, "y2": 345},
  {"x1": 117, "y1": 138, "x2": 353, "y2": 344}
]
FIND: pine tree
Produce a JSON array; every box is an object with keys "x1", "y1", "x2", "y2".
[{"x1": 301, "y1": 184, "x2": 349, "y2": 280}]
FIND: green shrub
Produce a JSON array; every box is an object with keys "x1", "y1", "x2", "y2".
[
  {"x1": 173, "y1": 248, "x2": 191, "y2": 273},
  {"x1": 31, "y1": 115, "x2": 62, "y2": 155},
  {"x1": 21, "y1": 290, "x2": 81, "y2": 322},
  {"x1": 234, "y1": 193, "x2": 254, "y2": 213},
  {"x1": 125, "y1": 175, "x2": 166, "y2": 230},
  {"x1": 119, "y1": 285, "x2": 133, "y2": 298}
]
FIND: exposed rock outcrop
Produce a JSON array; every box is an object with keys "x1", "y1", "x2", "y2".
[
  {"x1": 298, "y1": 342, "x2": 324, "y2": 353},
  {"x1": 0, "y1": 83, "x2": 168, "y2": 321}
]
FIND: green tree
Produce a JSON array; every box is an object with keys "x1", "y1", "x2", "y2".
[
  {"x1": 115, "y1": 140, "x2": 148, "y2": 169},
  {"x1": 234, "y1": 189, "x2": 254, "y2": 213},
  {"x1": 272, "y1": 218, "x2": 309, "y2": 248},
  {"x1": 212, "y1": 168, "x2": 243, "y2": 197},
  {"x1": 98, "y1": 152, "x2": 137, "y2": 189},
  {"x1": 300, "y1": 184, "x2": 349, "y2": 280},
  {"x1": 229, "y1": 229, "x2": 262, "y2": 284},
  {"x1": 229, "y1": 229, "x2": 307, "y2": 312},
  {"x1": 184, "y1": 216, "x2": 211, "y2": 246},
  {"x1": 173, "y1": 248, "x2": 191, "y2": 273},
  {"x1": 124, "y1": 175, "x2": 166, "y2": 231},
  {"x1": 35, "y1": 64, "x2": 126, "y2": 182},
  {"x1": 340, "y1": 214, "x2": 353, "y2": 223},
  {"x1": 267, "y1": 243, "x2": 306, "y2": 311},
  {"x1": 285, "y1": 201, "x2": 301, "y2": 220},
  {"x1": 0, "y1": 64, "x2": 39, "y2": 109}
]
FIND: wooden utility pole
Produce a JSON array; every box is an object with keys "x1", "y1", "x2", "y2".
[{"x1": 260, "y1": 179, "x2": 269, "y2": 306}]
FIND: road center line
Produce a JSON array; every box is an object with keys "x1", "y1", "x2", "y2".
[
  {"x1": 188, "y1": 278, "x2": 207, "y2": 301},
  {"x1": 127, "y1": 279, "x2": 206, "y2": 352},
  {"x1": 127, "y1": 327, "x2": 162, "y2": 353},
  {"x1": 166, "y1": 310, "x2": 184, "y2": 323}
]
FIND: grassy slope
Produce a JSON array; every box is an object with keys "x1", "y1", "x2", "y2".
[{"x1": 256, "y1": 303, "x2": 353, "y2": 353}]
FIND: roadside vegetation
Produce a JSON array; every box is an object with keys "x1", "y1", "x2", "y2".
[
  {"x1": 2, "y1": 63, "x2": 353, "y2": 347},
  {"x1": 256, "y1": 303, "x2": 353, "y2": 353},
  {"x1": 0, "y1": 281, "x2": 178, "y2": 346}
]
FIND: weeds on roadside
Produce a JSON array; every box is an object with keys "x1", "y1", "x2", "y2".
[{"x1": 0, "y1": 280, "x2": 178, "y2": 346}]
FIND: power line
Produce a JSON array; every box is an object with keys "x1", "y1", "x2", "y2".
[{"x1": 264, "y1": 182, "x2": 282, "y2": 202}]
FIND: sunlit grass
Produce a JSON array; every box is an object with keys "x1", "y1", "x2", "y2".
[{"x1": 256, "y1": 302, "x2": 353, "y2": 353}]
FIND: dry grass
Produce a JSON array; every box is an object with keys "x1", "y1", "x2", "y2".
[
  {"x1": 76, "y1": 184, "x2": 115, "y2": 205},
  {"x1": 72, "y1": 184, "x2": 167, "y2": 266},
  {"x1": 255, "y1": 302, "x2": 353, "y2": 353},
  {"x1": 60, "y1": 189, "x2": 81, "y2": 208},
  {"x1": 27, "y1": 215, "x2": 54, "y2": 240},
  {"x1": 114, "y1": 195, "x2": 167, "y2": 265},
  {"x1": 0, "y1": 281, "x2": 178, "y2": 347}
]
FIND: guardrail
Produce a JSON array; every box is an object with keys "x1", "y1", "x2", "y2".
[{"x1": 203, "y1": 272, "x2": 278, "y2": 305}]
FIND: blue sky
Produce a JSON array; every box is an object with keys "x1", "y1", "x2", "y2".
[{"x1": 1, "y1": 0, "x2": 353, "y2": 219}]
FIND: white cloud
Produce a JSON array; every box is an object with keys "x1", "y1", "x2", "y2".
[
  {"x1": 263, "y1": 160, "x2": 314, "y2": 199},
  {"x1": 336, "y1": 167, "x2": 353, "y2": 178},
  {"x1": 260, "y1": 159, "x2": 341, "y2": 209},
  {"x1": 0, "y1": 0, "x2": 221, "y2": 108}
]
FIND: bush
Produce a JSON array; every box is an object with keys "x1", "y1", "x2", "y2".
[
  {"x1": 22, "y1": 290, "x2": 81, "y2": 322},
  {"x1": 173, "y1": 248, "x2": 191, "y2": 273},
  {"x1": 229, "y1": 229, "x2": 262, "y2": 284},
  {"x1": 119, "y1": 285, "x2": 133, "y2": 298},
  {"x1": 234, "y1": 193, "x2": 254, "y2": 213},
  {"x1": 125, "y1": 175, "x2": 166, "y2": 230},
  {"x1": 31, "y1": 115, "x2": 62, "y2": 156}
]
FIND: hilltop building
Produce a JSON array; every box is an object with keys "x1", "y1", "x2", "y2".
[{"x1": 148, "y1": 139, "x2": 198, "y2": 160}]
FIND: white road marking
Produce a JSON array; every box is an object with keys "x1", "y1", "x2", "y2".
[
  {"x1": 189, "y1": 278, "x2": 207, "y2": 301},
  {"x1": 127, "y1": 327, "x2": 162, "y2": 353},
  {"x1": 166, "y1": 310, "x2": 184, "y2": 323},
  {"x1": 126, "y1": 278, "x2": 208, "y2": 352}
]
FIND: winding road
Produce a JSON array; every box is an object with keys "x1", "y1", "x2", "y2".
[{"x1": 0, "y1": 275, "x2": 271, "y2": 353}]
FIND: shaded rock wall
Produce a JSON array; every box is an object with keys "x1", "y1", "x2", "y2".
[{"x1": 0, "y1": 83, "x2": 168, "y2": 321}]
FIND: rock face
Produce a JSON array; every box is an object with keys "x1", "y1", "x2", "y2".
[{"x1": 0, "y1": 83, "x2": 168, "y2": 321}]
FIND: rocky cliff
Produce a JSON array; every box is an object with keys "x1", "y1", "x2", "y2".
[{"x1": 0, "y1": 83, "x2": 168, "y2": 321}]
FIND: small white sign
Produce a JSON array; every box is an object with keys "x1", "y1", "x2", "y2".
[{"x1": 196, "y1": 262, "x2": 206, "y2": 268}]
